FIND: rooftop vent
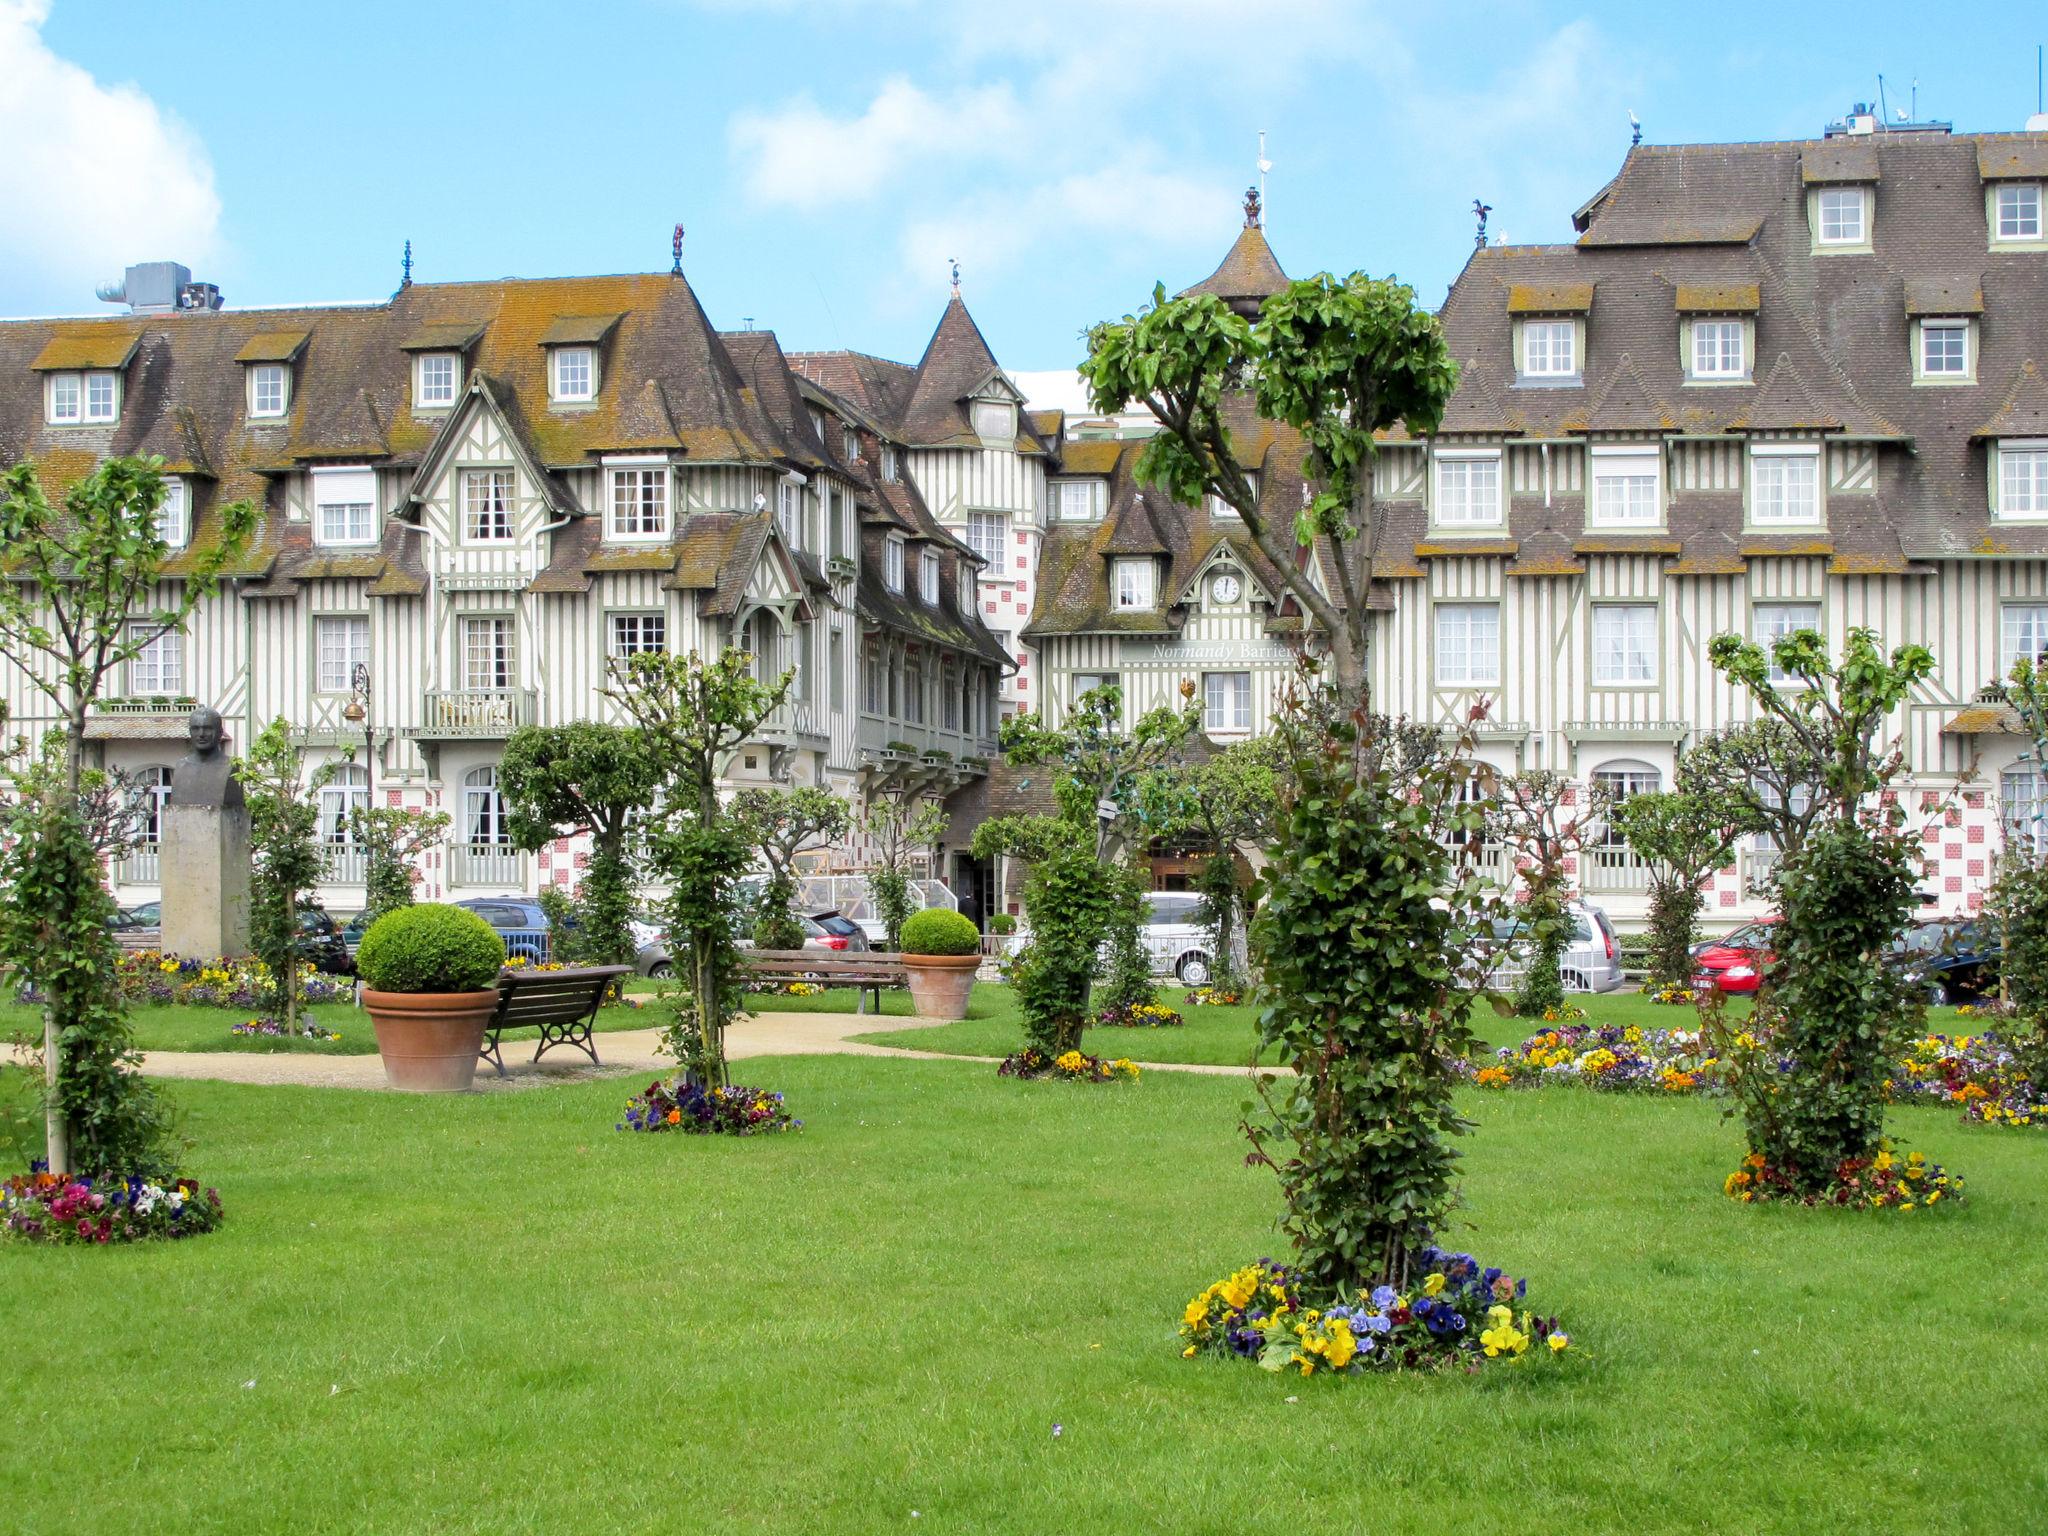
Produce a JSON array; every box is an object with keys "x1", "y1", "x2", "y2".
[
  {"x1": 94, "y1": 261, "x2": 224, "y2": 315},
  {"x1": 1823, "y1": 101, "x2": 1952, "y2": 138}
]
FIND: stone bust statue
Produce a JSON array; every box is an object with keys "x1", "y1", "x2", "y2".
[{"x1": 170, "y1": 706, "x2": 243, "y2": 812}]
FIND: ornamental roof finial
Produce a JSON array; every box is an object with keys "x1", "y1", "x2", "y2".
[
  {"x1": 671, "y1": 223, "x2": 685, "y2": 276},
  {"x1": 1243, "y1": 186, "x2": 1262, "y2": 229}
]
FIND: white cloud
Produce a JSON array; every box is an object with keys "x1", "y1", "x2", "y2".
[{"x1": 0, "y1": 0, "x2": 221, "y2": 307}]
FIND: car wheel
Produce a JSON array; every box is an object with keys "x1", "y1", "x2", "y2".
[
  {"x1": 1928, "y1": 980, "x2": 1953, "y2": 1007},
  {"x1": 1177, "y1": 952, "x2": 1212, "y2": 986},
  {"x1": 647, "y1": 961, "x2": 673, "y2": 980}
]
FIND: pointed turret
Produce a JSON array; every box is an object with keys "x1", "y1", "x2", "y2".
[{"x1": 1181, "y1": 188, "x2": 1290, "y2": 316}]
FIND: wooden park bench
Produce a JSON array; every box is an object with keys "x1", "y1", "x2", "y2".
[
  {"x1": 480, "y1": 964, "x2": 636, "y2": 1076},
  {"x1": 736, "y1": 949, "x2": 909, "y2": 1015}
]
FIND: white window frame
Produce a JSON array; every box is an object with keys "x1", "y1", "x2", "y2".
[
  {"x1": 2004, "y1": 767, "x2": 2048, "y2": 860},
  {"x1": 1753, "y1": 602, "x2": 1822, "y2": 683},
  {"x1": 1998, "y1": 440, "x2": 2048, "y2": 522},
  {"x1": 311, "y1": 466, "x2": 379, "y2": 547},
  {"x1": 884, "y1": 537, "x2": 905, "y2": 593},
  {"x1": 920, "y1": 548, "x2": 940, "y2": 604},
  {"x1": 607, "y1": 611, "x2": 667, "y2": 659},
  {"x1": 314, "y1": 614, "x2": 370, "y2": 695},
  {"x1": 460, "y1": 616, "x2": 517, "y2": 691},
  {"x1": 1689, "y1": 319, "x2": 1747, "y2": 381},
  {"x1": 1521, "y1": 319, "x2": 1577, "y2": 379},
  {"x1": 966, "y1": 510, "x2": 1006, "y2": 574},
  {"x1": 127, "y1": 624, "x2": 184, "y2": 697},
  {"x1": 1114, "y1": 558, "x2": 1156, "y2": 611},
  {"x1": 1434, "y1": 603, "x2": 1500, "y2": 686},
  {"x1": 550, "y1": 346, "x2": 595, "y2": 403},
  {"x1": 1202, "y1": 671, "x2": 1253, "y2": 733},
  {"x1": 463, "y1": 766, "x2": 511, "y2": 848},
  {"x1": 2001, "y1": 602, "x2": 2048, "y2": 674},
  {"x1": 1432, "y1": 450, "x2": 1503, "y2": 528},
  {"x1": 1993, "y1": 182, "x2": 2044, "y2": 244},
  {"x1": 415, "y1": 352, "x2": 458, "y2": 407},
  {"x1": 248, "y1": 363, "x2": 289, "y2": 419},
  {"x1": 45, "y1": 372, "x2": 82, "y2": 424},
  {"x1": 1748, "y1": 443, "x2": 1822, "y2": 526},
  {"x1": 882, "y1": 445, "x2": 900, "y2": 483},
  {"x1": 319, "y1": 764, "x2": 368, "y2": 849},
  {"x1": 1589, "y1": 446, "x2": 1664, "y2": 528},
  {"x1": 605, "y1": 462, "x2": 669, "y2": 541},
  {"x1": 1815, "y1": 187, "x2": 1868, "y2": 247},
  {"x1": 83, "y1": 370, "x2": 119, "y2": 423},
  {"x1": 157, "y1": 477, "x2": 189, "y2": 548},
  {"x1": 462, "y1": 469, "x2": 517, "y2": 542},
  {"x1": 1916, "y1": 319, "x2": 1972, "y2": 382},
  {"x1": 1591, "y1": 603, "x2": 1657, "y2": 686},
  {"x1": 972, "y1": 401, "x2": 1016, "y2": 443},
  {"x1": 1053, "y1": 481, "x2": 1097, "y2": 521}
]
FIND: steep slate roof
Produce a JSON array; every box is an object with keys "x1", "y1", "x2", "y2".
[
  {"x1": 1433, "y1": 130, "x2": 2048, "y2": 566},
  {"x1": 1180, "y1": 222, "x2": 1290, "y2": 313}
]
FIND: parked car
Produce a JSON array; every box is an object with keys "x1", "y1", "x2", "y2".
[
  {"x1": 1691, "y1": 919, "x2": 1780, "y2": 995},
  {"x1": 647, "y1": 909, "x2": 859, "y2": 978},
  {"x1": 450, "y1": 896, "x2": 553, "y2": 962},
  {"x1": 108, "y1": 900, "x2": 351, "y2": 974},
  {"x1": 1137, "y1": 891, "x2": 1216, "y2": 986},
  {"x1": 807, "y1": 910, "x2": 871, "y2": 953},
  {"x1": 1483, "y1": 901, "x2": 1627, "y2": 994},
  {"x1": 1887, "y1": 917, "x2": 2001, "y2": 1005}
]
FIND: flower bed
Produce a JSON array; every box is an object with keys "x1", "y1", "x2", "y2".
[
  {"x1": 1469, "y1": 1022, "x2": 1719, "y2": 1094},
  {"x1": 231, "y1": 1017, "x2": 342, "y2": 1042},
  {"x1": 1095, "y1": 1000, "x2": 1185, "y2": 1029},
  {"x1": 2, "y1": 1167, "x2": 223, "y2": 1245},
  {"x1": 1723, "y1": 1144, "x2": 1964, "y2": 1210},
  {"x1": 1184, "y1": 984, "x2": 1243, "y2": 1007},
  {"x1": 617, "y1": 1078, "x2": 801, "y2": 1136},
  {"x1": 996, "y1": 1047, "x2": 1139, "y2": 1083},
  {"x1": 1645, "y1": 984, "x2": 1696, "y2": 1005},
  {"x1": 1180, "y1": 1249, "x2": 1568, "y2": 1377},
  {"x1": 30, "y1": 951, "x2": 355, "y2": 1010}
]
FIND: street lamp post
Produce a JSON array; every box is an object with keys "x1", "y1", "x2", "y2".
[{"x1": 341, "y1": 665, "x2": 375, "y2": 892}]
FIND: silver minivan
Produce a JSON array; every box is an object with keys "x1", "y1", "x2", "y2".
[
  {"x1": 1483, "y1": 901, "x2": 1626, "y2": 994},
  {"x1": 1138, "y1": 891, "x2": 1217, "y2": 985}
]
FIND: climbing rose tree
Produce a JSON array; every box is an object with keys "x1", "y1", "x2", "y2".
[
  {"x1": 499, "y1": 720, "x2": 662, "y2": 970},
  {"x1": 1708, "y1": 625, "x2": 1933, "y2": 1198},
  {"x1": 1139, "y1": 735, "x2": 1283, "y2": 988},
  {"x1": 605, "y1": 650, "x2": 786, "y2": 1086},
  {"x1": 0, "y1": 456, "x2": 252, "y2": 1175},
  {"x1": 1612, "y1": 785, "x2": 1756, "y2": 991},
  {"x1": 731, "y1": 785, "x2": 851, "y2": 950},
  {"x1": 1489, "y1": 770, "x2": 1607, "y2": 1016}
]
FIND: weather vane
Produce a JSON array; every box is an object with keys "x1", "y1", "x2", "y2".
[
  {"x1": 949, "y1": 257, "x2": 961, "y2": 296},
  {"x1": 1629, "y1": 110, "x2": 1642, "y2": 147},
  {"x1": 401, "y1": 239, "x2": 413, "y2": 289},
  {"x1": 1243, "y1": 185, "x2": 1262, "y2": 229},
  {"x1": 672, "y1": 223, "x2": 685, "y2": 276},
  {"x1": 1473, "y1": 199, "x2": 1493, "y2": 249}
]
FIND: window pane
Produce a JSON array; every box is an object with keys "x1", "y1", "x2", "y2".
[
  {"x1": 1593, "y1": 606, "x2": 1656, "y2": 683},
  {"x1": 49, "y1": 374, "x2": 80, "y2": 420},
  {"x1": 316, "y1": 616, "x2": 369, "y2": 693},
  {"x1": 1436, "y1": 604, "x2": 1499, "y2": 684},
  {"x1": 2002, "y1": 448, "x2": 2048, "y2": 516},
  {"x1": 85, "y1": 373, "x2": 117, "y2": 420},
  {"x1": 1752, "y1": 453, "x2": 1819, "y2": 522},
  {"x1": 1436, "y1": 456, "x2": 1501, "y2": 525},
  {"x1": 966, "y1": 511, "x2": 1005, "y2": 574},
  {"x1": 1922, "y1": 324, "x2": 1967, "y2": 375},
  {"x1": 1592, "y1": 454, "x2": 1660, "y2": 524},
  {"x1": 463, "y1": 619, "x2": 514, "y2": 689},
  {"x1": 1999, "y1": 184, "x2": 2042, "y2": 239},
  {"x1": 464, "y1": 470, "x2": 515, "y2": 540},
  {"x1": 610, "y1": 468, "x2": 666, "y2": 536},
  {"x1": 1819, "y1": 188, "x2": 1864, "y2": 242}
]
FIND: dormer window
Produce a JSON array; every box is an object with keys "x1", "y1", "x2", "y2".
[
  {"x1": 312, "y1": 466, "x2": 379, "y2": 547},
  {"x1": 607, "y1": 462, "x2": 669, "y2": 541},
  {"x1": 807, "y1": 405, "x2": 828, "y2": 443},
  {"x1": 842, "y1": 425, "x2": 860, "y2": 463},
  {"x1": 249, "y1": 363, "x2": 289, "y2": 419},
  {"x1": 1689, "y1": 319, "x2": 1748, "y2": 381},
  {"x1": 1053, "y1": 480, "x2": 1099, "y2": 521},
  {"x1": 957, "y1": 558, "x2": 974, "y2": 616},
  {"x1": 1814, "y1": 186, "x2": 1870, "y2": 249},
  {"x1": 884, "y1": 537, "x2": 905, "y2": 592},
  {"x1": 972, "y1": 401, "x2": 1016, "y2": 443},
  {"x1": 1915, "y1": 319, "x2": 1974, "y2": 383},
  {"x1": 1995, "y1": 441, "x2": 2048, "y2": 522},
  {"x1": 1207, "y1": 472, "x2": 1259, "y2": 520},
  {"x1": 157, "y1": 478, "x2": 188, "y2": 548},
  {"x1": 45, "y1": 370, "x2": 120, "y2": 425},
  {"x1": 1432, "y1": 449, "x2": 1503, "y2": 528},
  {"x1": 1749, "y1": 442, "x2": 1822, "y2": 526},
  {"x1": 882, "y1": 445, "x2": 900, "y2": 482},
  {"x1": 416, "y1": 353, "x2": 458, "y2": 407},
  {"x1": 1589, "y1": 446, "x2": 1663, "y2": 527},
  {"x1": 920, "y1": 548, "x2": 940, "y2": 604},
  {"x1": 1521, "y1": 320, "x2": 1577, "y2": 378},
  {"x1": 1994, "y1": 183, "x2": 2044, "y2": 244},
  {"x1": 1114, "y1": 558, "x2": 1155, "y2": 610},
  {"x1": 550, "y1": 346, "x2": 595, "y2": 402}
]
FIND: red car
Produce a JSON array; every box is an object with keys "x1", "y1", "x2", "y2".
[{"x1": 1691, "y1": 919, "x2": 1779, "y2": 994}]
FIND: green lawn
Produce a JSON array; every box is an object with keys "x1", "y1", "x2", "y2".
[{"x1": 1, "y1": 1058, "x2": 2043, "y2": 1533}]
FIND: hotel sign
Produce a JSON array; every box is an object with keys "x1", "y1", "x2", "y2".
[{"x1": 1120, "y1": 639, "x2": 1293, "y2": 665}]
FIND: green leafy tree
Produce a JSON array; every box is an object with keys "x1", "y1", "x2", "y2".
[
  {"x1": 0, "y1": 456, "x2": 252, "y2": 1174},
  {"x1": 1082, "y1": 275, "x2": 1457, "y2": 717},
  {"x1": 859, "y1": 794, "x2": 948, "y2": 950},
  {"x1": 1706, "y1": 626, "x2": 1934, "y2": 1195},
  {"x1": 235, "y1": 720, "x2": 333, "y2": 1037},
  {"x1": 1489, "y1": 771, "x2": 1607, "y2": 1016},
  {"x1": 1139, "y1": 735, "x2": 1284, "y2": 987},
  {"x1": 1612, "y1": 787, "x2": 1757, "y2": 989},
  {"x1": 605, "y1": 651, "x2": 787, "y2": 1085},
  {"x1": 1987, "y1": 656, "x2": 2048, "y2": 1083},
  {"x1": 1244, "y1": 680, "x2": 1497, "y2": 1293},
  {"x1": 731, "y1": 785, "x2": 852, "y2": 950},
  {"x1": 1679, "y1": 719, "x2": 1831, "y2": 878},
  {"x1": 352, "y1": 804, "x2": 452, "y2": 926},
  {"x1": 970, "y1": 811, "x2": 1119, "y2": 1056},
  {"x1": 499, "y1": 721, "x2": 661, "y2": 971},
  {"x1": 998, "y1": 684, "x2": 1201, "y2": 1020}
]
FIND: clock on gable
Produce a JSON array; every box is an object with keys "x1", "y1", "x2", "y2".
[{"x1": 1210, "y1": 571, "x2": 1242, "y2": 604}]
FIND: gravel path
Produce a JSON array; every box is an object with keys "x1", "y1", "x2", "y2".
[{"x1": 122, "y1": 1011, "x2": 1264, "y2": 1092}]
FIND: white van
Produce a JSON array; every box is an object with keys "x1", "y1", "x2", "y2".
[
  {"x1": 1482, "y1": 901, "x2": 1627, "y2": 994},
  {"x1": 1138, "y1": 891, "x2": 1217, "y2": 985}
]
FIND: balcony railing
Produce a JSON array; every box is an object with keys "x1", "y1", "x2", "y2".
[
  {"x1": 1742, "y1": 846, "x2": 1783, "y2": 891},
  {"x1": 1582, "y1": 843, "x2": 1653, "y2": 893},
  {"x1": 321, "y1": 844, "x2": 367, "y2": 885},
  {"x1": 420, "y1": 689, "x2": 537, "y2": 738},
  {"x1": 116, "y1": 846, "x2": 161, "y2": 886},
  {"x1": 758, "y1": 696, "x2": 828, "y2": 747},
  {"x1": 450, "y1": 841, "x2": 523, "y2": 889}
]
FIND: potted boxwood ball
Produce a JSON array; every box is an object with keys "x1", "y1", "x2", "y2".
[
  {"x1": 356, "y1": 904, "x2": 508, "y2": 1091},
  {"x1": 899, "y1": 908, "x2": 982, "y2": 1020}
]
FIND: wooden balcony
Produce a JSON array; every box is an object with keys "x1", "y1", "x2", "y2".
[{"x1": 419, "y1": 689, "x2": 537, "y2": 739}]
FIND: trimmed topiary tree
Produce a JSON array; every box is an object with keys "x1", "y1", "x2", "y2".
[
  {"x1": 356, "y1": 903, "x2": 508, "y2": 994},
  {"x1": 900, "y1": 907, "x2": 979, "y2": 955}
]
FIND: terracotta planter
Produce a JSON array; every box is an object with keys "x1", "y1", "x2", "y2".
[
  {"x1": 363, "y1": 988, "x2": 499, "y2": 1092},
  {"x1": 902, "y1": 952, "x2": 980, "y2": 1020}
]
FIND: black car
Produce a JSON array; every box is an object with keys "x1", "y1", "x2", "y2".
[{"x1": 1888, "y1": 918, "x2": 2000, "y2": 1006}]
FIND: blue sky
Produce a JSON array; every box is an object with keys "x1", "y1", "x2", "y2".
[{"x1": 5, "y1": 0, "x2": 2044, "y2": 370}]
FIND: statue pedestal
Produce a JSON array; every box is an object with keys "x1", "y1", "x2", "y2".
[{"x1": 161, "y1": 803, "x2": 252, "y2": 960}]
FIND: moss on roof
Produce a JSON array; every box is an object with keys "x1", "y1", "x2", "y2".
[
  {"x1": 31, "y1": 330, "x2": 140, "y2": 371},
  {"x1": 1506, "y1": 283, "x2": 1594, "y2": 314},
  {"x1": 1674, "y1": 284, "x2": 1760, "y2": 312},
  {"x1": 233, "y1": 331, "x2": 309, "y2": 364}
]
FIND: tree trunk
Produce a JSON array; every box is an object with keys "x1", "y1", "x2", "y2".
[{"x1": 43, "y1": 698, "x2": 88, "y2": 1173}]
